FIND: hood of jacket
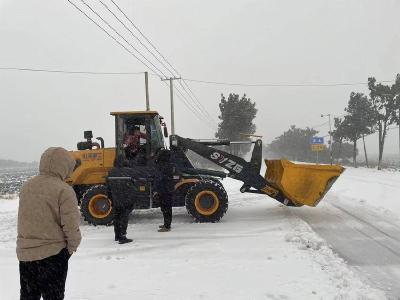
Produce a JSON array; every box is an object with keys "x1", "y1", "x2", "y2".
[{"x1": 39, "y1": 147, "x2": 76, "y2": 180}]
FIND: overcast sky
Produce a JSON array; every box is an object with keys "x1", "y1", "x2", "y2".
[{"x1": 0, "y1": 0, "x2": 399, "y2": 162}]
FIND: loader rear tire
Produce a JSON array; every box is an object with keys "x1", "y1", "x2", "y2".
[
  {"x1": 185, "y1": 180, "x2": 228, "y2": 222},
  {"x1": 80, "y1": 185, "x2": 113, "y2": 226}
]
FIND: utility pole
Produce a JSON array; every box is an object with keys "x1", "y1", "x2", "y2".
[
  {"x1": 161, "y1": 77, "x2": 181, "y2": 134},
  {"x1": 169, "y1": 77, "x2": 175, "y2": 134},
  {"x1": 321, "y1": 113, "x2": 333, "y2": 165},
  {"x1": 144, "y1": 72, "x2": 150, "y2": 111}
]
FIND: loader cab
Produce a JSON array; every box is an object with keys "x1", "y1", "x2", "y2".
[{"x1": 111, "y1": 111, "x2": 166, "y2": 167}]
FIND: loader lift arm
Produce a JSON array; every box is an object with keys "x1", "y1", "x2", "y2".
[
  {"x1": 169, "y1": 135, "x2": 287, "y2": 204},
  {"x1": 170, "y1": 135, "x2": 344, "y2": 207}
]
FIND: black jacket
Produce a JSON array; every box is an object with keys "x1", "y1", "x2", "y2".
[{"x1": 154, "y1": 150, "x2": 176, "y2": 194}]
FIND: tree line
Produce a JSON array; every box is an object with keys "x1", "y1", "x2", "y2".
[
  {"x1": 266, "y1": 125, "x2": 354, "y2": 164},
  {"x1": 215, "y1": 74, "x2": 400, "y2": 169},
  {"x1": 333, "y1": 74, "x2": 400, "y2": 169},
  {"x1": 214, "y1": 93, "x2": 353, "y2": 163}
]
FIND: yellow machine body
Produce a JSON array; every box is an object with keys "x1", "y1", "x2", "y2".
[
  {"x1": 66, "y1": 148, "x2": 199, "y2": 190},
  {"x1": 66, "y1": 148, "x2": 116, "y2": 186},
  {"x1": 264, "y1": 159, "x2": 344, "y2": 207}
]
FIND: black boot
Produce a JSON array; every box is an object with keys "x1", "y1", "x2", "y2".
[
  {"x1": 118, "y1": 235, "x2": 133, "y2": 244},
  {"x1": 158, "y1": 224, "x2": 171, "y2": 232}
]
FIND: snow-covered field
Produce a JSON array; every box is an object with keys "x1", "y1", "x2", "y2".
[{"x1": 1, "y1": 167, "x2": 400, "y2": 299}]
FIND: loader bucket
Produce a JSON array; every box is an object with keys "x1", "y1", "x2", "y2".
[{"x1": 264, "y1": 159, "x2": 344, "y2": 207}]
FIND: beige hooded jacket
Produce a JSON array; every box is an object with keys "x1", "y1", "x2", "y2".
[{"x1": 17, "y1": 147, "x2": 82, "y2": 261}]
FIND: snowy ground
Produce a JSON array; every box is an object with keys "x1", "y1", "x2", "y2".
[
  {"x1": 292, "y1": 168, "x2": 400, "y2": 299},
  {"x1": 1, "y1": 167, "x2": 399, "y2": 299}
]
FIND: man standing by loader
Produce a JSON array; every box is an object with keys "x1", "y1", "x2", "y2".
[
  {"x1": 153, "y1": 149, "x2": 176, "y2": 232},
  {"x1": 113, "y1": 196, "x2": 134, "y2": 244}
]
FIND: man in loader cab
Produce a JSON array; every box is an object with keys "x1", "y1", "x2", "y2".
[{"x1": 123, "y1": 126, "x2": 147, "y2": 159}]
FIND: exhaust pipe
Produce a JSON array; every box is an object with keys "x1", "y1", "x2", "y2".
[{"x1": 96, "y1": 137, "x2": 105, "y2": 148}]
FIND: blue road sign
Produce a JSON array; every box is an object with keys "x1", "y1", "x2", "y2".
[{"x1": 311, "y1": 136, "x2": 324, "y2": 144}]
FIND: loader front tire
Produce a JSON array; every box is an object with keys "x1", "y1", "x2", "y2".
[
  {"x1": 80, "y1": 185, "x2": 113, "y2": 226},
  {"x1": 185, "y1": 180, "x2": 228, "y2": 222}
]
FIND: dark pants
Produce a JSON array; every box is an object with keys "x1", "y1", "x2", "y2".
[
  {"x1": 160, "y1": 190, "x2": 173, "y2": 228},
  {"x1": 113, "y1": 204, "x2": 133, "y2": 239},
  {"x1": 19, "y1": 248, "x2": 70, "y2": 300}
]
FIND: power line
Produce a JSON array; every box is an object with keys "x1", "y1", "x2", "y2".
[
  {"x1": 2, "y1": 65, "x2": 394, "y2": 90},
  {"x1": 177, "y1": 80, "x2": 218, "y2": 124},
  {"x1": 109, "y1": 0, "x2": 180, "y2": 78},
  {"x1": 88, "y1": 0, "x2": 214, "y2": 125},
  {"x1": 158, "y1": 78, "x2": 215, "y2": 126},
  {"x1": 173, "y1": 85, "x2": 215, "y2": 129},
  {"x1": 183, "y1": 78, "x2": 395, "y2": 87},
  {"x1": 159, "y1": 76, "x2": 214, "y2": 130},
  {"x1": 0, "y1": 67, "x2": 214, "y2": 128},
  {"x1": 0, "y1": 67, "x2": 144, "y2": 75},
  {"x1": 79, "y1": 0, "x2": 166, "y2": 78},
  {"x1": 0, "y1": 65, "x2": 215, "y2": 128},
  {"x1": 66, "y1": 0, "x2": 161, "y2": 77},
  {"x1": 67, "y1": 0, "x2": 214, "y2": 128},
  {"x1": 99, "y1": 0, "x2": 175, "y2": 77},
  {"x1": 101, "y1": 0, "x2": 215, "y2": 123},
  {"x1": 107, "y1": 0, "x2": 216, "y2": 124}
]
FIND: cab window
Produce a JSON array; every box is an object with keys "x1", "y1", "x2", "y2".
[{"x1": 150, "y1": 116, "x2": 165, "y2": 153}]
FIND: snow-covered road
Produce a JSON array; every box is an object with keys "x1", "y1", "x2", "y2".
[
  {"x1": 292, "y1": 200, "x2": 400, "y2": 299},
  {"x1": 289, "y1": 168, "x2": 400, "y2": 300}
]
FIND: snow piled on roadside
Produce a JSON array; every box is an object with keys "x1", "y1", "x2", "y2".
[{"x1": 285, "y1": 216, "x2": 385, "y2": 299}]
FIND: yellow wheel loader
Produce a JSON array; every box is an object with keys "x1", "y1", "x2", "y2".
[{"x1": 66, "y1": 110, "x2": 344, "y2": 226}]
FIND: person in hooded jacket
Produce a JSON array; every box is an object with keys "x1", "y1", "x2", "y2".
[{"x1": 17, "y1": 147, "x2": 82, "y2": 300}]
